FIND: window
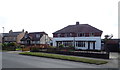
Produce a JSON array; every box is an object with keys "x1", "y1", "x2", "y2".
[
  {"x1": 32, "y1": 41, "x2": 35, "y2": 44},
  {"x1": 67, "y1": 33, "x2": 70, "y2": 37},
  {"x1": 62, "y1": 41, "x2": 73, "y2": 47},
  {"x1": 13, "y1": 37, "x2": 16, "y2": 41},
  {"x1": 70, "y1": 33, "x2": 72, "y2": 37},
  {"x1": 77, "y1": 33, "x2": 85, "y2": 37},
  {"x1": 76, "y1": 41, "x2": 85, "y2": 47},
  {"x1": 36, "y1": 34, "x2": 40, "y2": 38},
  {"x1": 5, "y1": 37, "x2": 8, "y2": 40},
  {"x1": 37, "y1": 41, "x2": 40, "y2": 44},
  {"x1": 89, "y1": 33, "x2": 94, "y2": 36},
  {"x1": 53, "y1": 34, "x2": 57, "y2": 37},
  {"x1": 57, "y1": 34, "x2": 60, "y2": 37}
]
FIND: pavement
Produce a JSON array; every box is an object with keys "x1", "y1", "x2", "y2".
[{"x1": 2, "y1": 51, "x2": 119, "y2": 68}]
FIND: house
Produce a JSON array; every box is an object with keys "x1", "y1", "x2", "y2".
[
  {"x1": 20, "y1": 31, "x2": 51, "y2": 48},
  {"x1": 2, "y1": 29, "x2": 25, "y2": 44},
  {"x1": 52, "y1": 22, "x2": 103, "y2": 50}
]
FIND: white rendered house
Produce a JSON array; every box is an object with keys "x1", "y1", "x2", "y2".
[{"x1": 52, "y1": 22, "x2": 103, "y2": 50}]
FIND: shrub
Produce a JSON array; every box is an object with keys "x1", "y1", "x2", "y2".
[
  {"x1": 30, "y1": 47, "x2": 39, "y2": 52},
  {"x1": 59, "y1": 44, "x2": 64, "y2": 48},
  {"x1": 2, "y1": 43, "x2": 16, "y2": 51}
]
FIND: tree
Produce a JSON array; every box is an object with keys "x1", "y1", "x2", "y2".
[
  {"x1": 104, "y1": 34, "x2": 113, "y2": 53},
  {"x1": 7, "y1": 42, "x2": 17, "y2": 47}
]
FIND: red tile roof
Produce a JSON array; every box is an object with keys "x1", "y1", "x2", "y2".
[{"x1": 53, "y1": 24, "x2": 103, "y2": 34}]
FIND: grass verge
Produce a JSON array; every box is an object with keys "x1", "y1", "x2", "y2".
[{"x1": 19, "y1": 52, "x2": 108, "y2": 65}]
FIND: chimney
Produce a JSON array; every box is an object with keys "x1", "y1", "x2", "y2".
[
  {"x1": 9, "y1": 30, "x2": 13, "y2": 33},
  {"x1": 76, "y1": 21, "x2": 79, "y2": 25},
  {"x1": 22, "y1": 29, "x2": 24, "y2": 32}
]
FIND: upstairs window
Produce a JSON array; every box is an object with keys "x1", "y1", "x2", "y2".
[
  {"x1": 89, "y1": 33, "x2": 94, "y2": 37},
  {"x1": 66, "y1": 33, "x2": 70, "y2": 37},
  {"x1": 36, "y1": 34, "x2": 40, "y2": 38},
  {"x1": 57, "y1": 34, "x2": 60, "y2": 37},
  {"x1": 77, "y1": 33, "x2": 85, "y2": 37},
  {"x1": 70, "y1": 33, "x2": 72, "y2": 37},
  {"x1": 5, "y1": 37, "x2": 8, "y2": 40},
  {"x1": 53, "y1": 34, "x2": 57, "y2": 37}
]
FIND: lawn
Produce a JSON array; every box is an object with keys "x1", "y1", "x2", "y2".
[{"x1": 19, "y1": 52, "x2": 108, "y2": 65}]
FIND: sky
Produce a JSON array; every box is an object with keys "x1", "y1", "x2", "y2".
[{"x1": 0, "y1": 0, "x2": 119, "y2": 38}]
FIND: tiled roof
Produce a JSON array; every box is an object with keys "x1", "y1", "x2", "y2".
[
  {"x1": 21, "y1": 32, "x2": 47, "y2": 41},
  {"x1": 29, "y1": 32, "x2": 47, "y2": 35},
  {"x1": 3, "y1": 31, "x2": 22, "y2": 37},
  {"x1": 53, "y1": 24, "x2": 102, "y2": 34}
]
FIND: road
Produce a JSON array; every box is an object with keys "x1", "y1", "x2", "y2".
[{"x1": 2, "y1": 52, "x2": 119, "y2": 68}]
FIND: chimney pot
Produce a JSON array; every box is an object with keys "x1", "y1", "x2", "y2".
[{"x1": 76, "y1": 21, "x2": 79, "y2": 25}]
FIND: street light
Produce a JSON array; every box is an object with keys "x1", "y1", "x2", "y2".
[
  {"x1": 2, "y1": 27, "x2": 4, "y2": 44},
  {"x1": 2, "y1": 27, "x2": 4, "y2": 33}
]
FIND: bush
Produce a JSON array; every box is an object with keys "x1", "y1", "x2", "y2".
[
  {"x1": 59, "y1": 44, "x2": 64, "y2": 48},
  {"x1": 30, "y1": 47, "x2": 39, "y2": 52},
  {"x1": 2, "y1": 43, "x2": 16, "y2": 51},
  {"x1": 2, "y1": 46, "x2": 16, "y2": 51}
]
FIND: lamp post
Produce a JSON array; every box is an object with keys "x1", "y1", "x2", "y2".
[
  {"x1": 2, "y1": 27, "x2": 4, "y2": 44},
  {"x1": 2, "y1": 27, "x2": 4, "y2": 33}
]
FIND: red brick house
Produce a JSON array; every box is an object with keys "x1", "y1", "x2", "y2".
[{"x1": 52, "y1": 22, "x2": 103, "y2": 50}]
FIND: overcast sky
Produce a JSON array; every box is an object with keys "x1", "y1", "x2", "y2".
[{"x1": 0, "y1": 0, "x2": 119, "y2": 38}]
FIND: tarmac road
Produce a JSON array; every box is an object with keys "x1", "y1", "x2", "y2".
[{"x1": 2, "y1": 51, "x2": 119, "y2": 68}]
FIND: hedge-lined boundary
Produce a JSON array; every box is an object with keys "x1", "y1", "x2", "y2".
[{"x1": 19, "y1": 52, "x2": 108, "y2": 65}]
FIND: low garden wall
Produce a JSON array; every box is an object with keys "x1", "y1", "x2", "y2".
[{"x1": 30, "y1": 48, "x2": 109, "y2": 59}]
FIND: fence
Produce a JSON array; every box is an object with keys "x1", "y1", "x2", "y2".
[{"x1": 37, "y1": 48, "x2": 109, "y2": 59}]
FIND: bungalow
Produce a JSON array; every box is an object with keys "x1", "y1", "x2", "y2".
[
  {"x1": 21, "y1": 31, "x2": 51, "y2": 48},
  {"x1": 52, "y1": 22, "x2": 103, "y2": 50}
]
